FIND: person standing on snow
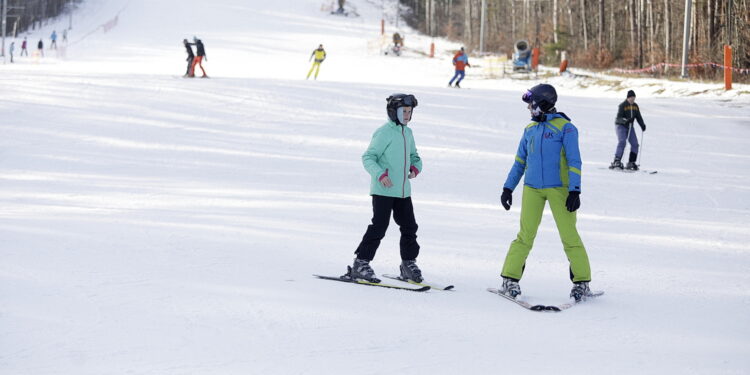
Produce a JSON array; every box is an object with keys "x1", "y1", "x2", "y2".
[
  {"x1": 9, "y1": 42, "x2": 14, "y2": 63},
  {"x1": 448, "y1": 47, "x2": 470, "y2": 88},
  {"x1": 497, "y1": 84, "x2": 595, "y2": 302},
  {"x1": 306, "y1": 44, "x2": 326, "y2": 80},
  {"x1": 189, "y1": 37, "x2": 208, "y2": 78},
  {"x1": 183, "y1": 39, "x2": 195, "y2": 77},
  {"x1": 20, "y1": 37, "x2": 28, "y2": 56},
  {"x1": 50, "y1": 30, "x2": 58, "y2": 49},
  {"x1": 610, "y1": 90, "x2": 646, "y2": 171},
  {"x1": 37, "y1": 39, "x2": 44, "y2": 57},
  {"x1": 347, "y1": 94, "x2": 424, "y2": 284}
]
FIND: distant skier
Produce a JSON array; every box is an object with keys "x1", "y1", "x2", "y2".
[
  {"x1": 189, "y1": 37, "x2": 208, "y2": 78},
  {"x1": 610, "y1": 90, "x2": 646, "y2": 171},
  {"x1": 50, "y1": 30, "x2": 58, "y2": 49},
  {"x1": 306, "y1": 44, "x2": 326, "y2": 80},
  {"x1": 62, "y1": 29, "x2": 68, "y2": 43},
  {"x1": 498, "y1": 84, "x2": 595, "y2": 302},
  {"x1": 183, "y1": 39, "x2": 195, "y2": 77},
  {"x1": 9, "y1": 42, "x2": 14, "y2": 63},
  {"x1": 37, "y1": 39, "x2": 44, "y2": 57},
  {"x1": 448, "y1": 47, "x2": 470, "y2": 88},
  {"x1": 348, "y1": 94, "x2": 424, "y2": 284},
  {"x1": 20, "y1": 37, "x2": 28, "y2": 56}
]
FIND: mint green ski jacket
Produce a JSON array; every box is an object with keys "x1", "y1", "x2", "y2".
[{"x1": 362, "y1": 120, "x2": 422, "y2": 198}]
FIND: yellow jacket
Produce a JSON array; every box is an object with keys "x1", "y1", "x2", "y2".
[{"x1": 311, "y1": 48, "x2": 326, "y2": 63}]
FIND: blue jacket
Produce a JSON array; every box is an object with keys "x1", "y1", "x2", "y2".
[{"x1": 503, "y1": 113, "x2": 582, "y2": 192}]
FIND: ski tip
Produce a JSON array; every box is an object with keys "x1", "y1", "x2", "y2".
[
  {"x1": 443, "y1": 285, "x2": 455, "y2": 291},
  {"x1": 416, "y1": 286, "x2": 431, "y2": 292}
]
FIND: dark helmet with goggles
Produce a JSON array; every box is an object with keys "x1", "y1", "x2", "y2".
[
  {"x1": 522, "y1": 84, "x2": 557, "y2": 113},
  {"x1": 386, "y1": 94, "x2": 418, "y2": 125}
]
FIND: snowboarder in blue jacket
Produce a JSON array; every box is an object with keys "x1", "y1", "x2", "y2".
[{"x1": 498, "y1": 83, "x2": 595, "y2": 302}]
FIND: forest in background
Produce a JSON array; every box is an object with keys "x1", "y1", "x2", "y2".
[
  {"x1": 399, "y1": 0, "x2": 750, "y2": 82},
  {"x1": 1, "y1": 0, "x2": 82, "y2": 36}
]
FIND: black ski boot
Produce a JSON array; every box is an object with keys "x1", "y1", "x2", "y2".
[
  {"x1": 500, "y1": 277, "x2": 521, "y2": 299},
  {"x1": 455, "y1": 82, "x2": 461, "y2": 88},
  {"x1": 625, "y1": 162, "x2": 639, "y2": 171},
  {"x1": 400, "y1": 260, "x2": 423, "y2": 283},
  {"x1": 570, "y1": 281, "x2": 593, "y2": 302},
  {"x1": 348, "y1": 258, "x2": 380, "y2": 283},
  {"x1": 625, "y1": 152, "x2": 639, "y2": 170},
  {"x1": 609, "y1": 157, "x2": 624, "y2": 170}
]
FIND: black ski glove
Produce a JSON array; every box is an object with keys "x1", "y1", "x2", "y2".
[
  {"x1": 501, "y1": 188, "x2": 513, "y2": 211},
  {"x1": 566, "y1": 191, "x2": 581, "y2": 212},
  {"x1": 640, "y1": 123, "x2": 646, "y2": 131}
]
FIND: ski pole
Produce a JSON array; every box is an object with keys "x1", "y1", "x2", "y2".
[
  {"x1": 625, "y1": 121, "x2": 634, "y2": 163},
  {"x1": 638, "y1": 128, "x2": 645, "y2": 167}
]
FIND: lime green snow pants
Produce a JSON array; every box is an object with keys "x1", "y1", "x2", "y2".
[{"x1": 501, "y1": 186, "x2": 591, "y2": 282}]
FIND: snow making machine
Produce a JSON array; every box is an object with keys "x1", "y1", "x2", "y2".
[{"x1": 512, "y1": 40, "x2": 532, "y2": 72}]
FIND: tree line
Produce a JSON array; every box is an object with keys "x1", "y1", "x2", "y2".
[
  {"x1": 2, "y1": 0, "x2": 82, "y2": 37},
  {"x1": 399, "y1": 0, "x2": 750, "y2": 82}
]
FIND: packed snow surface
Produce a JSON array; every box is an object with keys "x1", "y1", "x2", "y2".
[{"x1": 1, "y1": 0, "x2": 749, "y2": 374}]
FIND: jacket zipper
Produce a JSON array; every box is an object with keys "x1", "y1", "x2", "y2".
[
  {"x1": 402, "y1": 126, "x2": 407, "y2": 198},
  {"x1": 539, "y1": 123, "x2": 544, "y2": 187}
]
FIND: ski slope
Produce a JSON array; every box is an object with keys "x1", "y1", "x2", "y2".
[{"x1": 1, "y1": 0, "x2": 749, "y2": 374}]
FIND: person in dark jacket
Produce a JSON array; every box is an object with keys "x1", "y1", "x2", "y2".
[
  {"x1": 610, "y1": 90, "x2": 646, "y2": 170},
  {"x1": 182, "y1": 39, "x2": 194, "y2": 77},
  {"x1": 20, "y1": 37, "x2": 28, "y2": 56},
  {"x1": 37, "y1": 39, "x2": 44, "y2": 57},
  {"x1": 189, "y1": 37, "x2": 208, "y2": 78}
]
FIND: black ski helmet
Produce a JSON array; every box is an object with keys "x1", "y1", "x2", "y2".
[
  {"x1": 522, "y1": 84, "x2": 557, "y2": 113},
  {"x1": 386, "y1": 93, "x2": 418, "y2": 125}
]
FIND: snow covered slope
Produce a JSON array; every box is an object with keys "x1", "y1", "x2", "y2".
[{"x1": 1, "y1": 0, "x2": 749, "y2": 374}]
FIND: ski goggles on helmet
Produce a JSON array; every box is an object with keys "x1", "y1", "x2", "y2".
[
  {"x1": 388, "y1": 94, "x2": 418, "y2": 108},
  {"x1": 402, "y1": 95, "x2": 418, "y2": 107},
  {"x1": 521, "y1": 90, "x2": 533, "y2": 103}
]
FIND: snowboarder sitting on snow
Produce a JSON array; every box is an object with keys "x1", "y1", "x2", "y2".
[
  {"x1": 183, "y1": 39, "x2": 195, "y2": 77},
  {"x1": 348, "y1": 94, "x2": 424, "y2": 284},
  {"x1": 306, "y1": 44, "x2": 326, "y2": 80},
  {"x1": 448, "y1": 47, "x2": 470, "y2": 88},
  {"x1": 393, "y1": 32, "x2": 403, "y2": 47},
  {"x1": 498, "y1": 84, "x2": 595, "y2": 302},
  {"x1": 610, "y1": 89, "x2": 646, "y2": 171}
]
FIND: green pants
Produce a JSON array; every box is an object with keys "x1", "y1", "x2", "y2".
[{"x1": 501, "y1": 186, "x2": 591, "y2": 282}]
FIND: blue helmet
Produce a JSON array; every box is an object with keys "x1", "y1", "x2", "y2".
[{"x1": 522, "y1": 84, "x2": 557, "y2": 113}]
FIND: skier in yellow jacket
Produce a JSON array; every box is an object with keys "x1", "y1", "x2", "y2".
[{"x1": 307, "y1": 44, "x2": 326, "y2": 80}]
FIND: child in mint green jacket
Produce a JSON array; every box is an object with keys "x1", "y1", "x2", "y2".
[{"x1": 347, "y1": 94, "x2": 424, "y2": 284}]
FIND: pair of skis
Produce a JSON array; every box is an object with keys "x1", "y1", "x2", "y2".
[
  {"x1": 313, "y1": 273, "x2": 454, "y2": 292},
  {"x1": 602, "y1": 166, "x2": 658, "y2": 174}
]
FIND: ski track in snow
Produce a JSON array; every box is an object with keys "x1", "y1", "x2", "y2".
[{"x1": 1, "y1": 0, "x2": 749, "y2": 374}]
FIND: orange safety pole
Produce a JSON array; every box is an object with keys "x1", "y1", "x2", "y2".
[
  {"x1": 430, "y1": 42, "x2": 435, "y2": 58},
  {"x1": 531, "y1": 47, "x2": 540, "y2": 70},
  {"x1": 381, "y1": 19, "x2": 384, "y2": 35},
  {"x1": 724, "y1": 45, "x2": 732, "y2": 90},
  {"x1": 559, "y1": 59, "x2": 568, "y2": 74}
]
